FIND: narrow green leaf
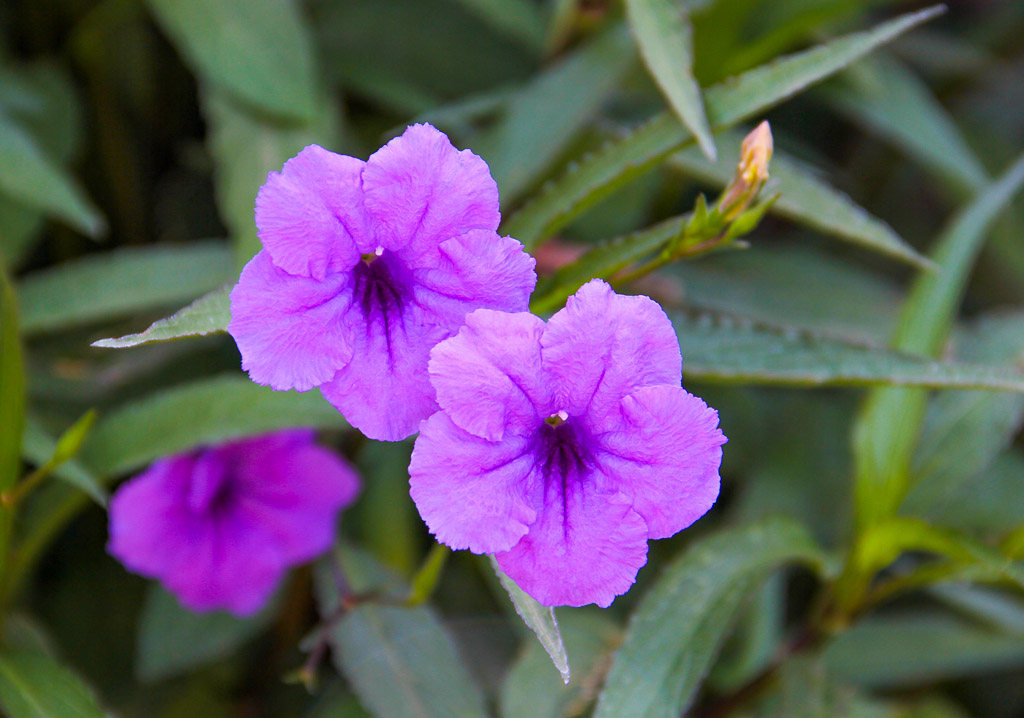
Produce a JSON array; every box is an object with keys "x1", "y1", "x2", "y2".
[
  {"x1": 0, "y1": 110, "x2": 104, "y2": 237},
  {"x1": 474, "y1": 25, "x2": 635, "y2": 202},
  {"x1": 136, "y1": 585, "x2": 277, "y2": 682},
  {"x1": 673, "y1": 310, "x2": 1024, "y2": 392},
  {"x1": 79, "y1": 375, "x2": 347, "y2": 478},
  {"x1": 821, "y1": 57, "x2": 988, "y2": 193},
  {"x1": 752, "y1": 655, "x2": 879, "y2": 718},
  {"x1": 490, "y1": 557, "x2": 570, "y2": 685},
  {"x1": 930, "y1": 584, "x2": 1024, "y2": 637},
  {"x1": 450, "y1": 0, "x2": 546, "y2": 53},
  {"x1": 825, "y1": 613, "x2": 1024, "y2": 688},
  {"x1": 669, "y1": 130, "x2": 928, "y2": 268},
  {"x1": 22, "y1": 417, "x2": 105, "y2": 506},
  {"x1": 853, "y1": 151, "x2": 1024, "y2": 529},
  {"x1": 0, "y1": 264, "x2": 22, "y2": 494},
  {"x1": 146, "y1": 0, "x2": 317, "y2": 120},
  {"x1": 92, "y1": 285, "x2": 230, "y2": 349},
  {"x1": 202, "y1": 86, "x2": 341, "y2": 265},
  {"x1": 19, "y1": 242, "x2": 232, "y2": 334},
  {"x1": 314, "y1": 548, "x2": 488, "y2": 718},
  {"x1": 594, "y1": 517, "x2": 825, "y2": 718},
  {"x1": 503, "y1": 6, "x2": 943, "y2": 248},
  {"x1": 500, "y1": 610, "x2": 621, "y2": 718},
  {"x1": 407, "y1": 544, "x2": 450, "y2": 607},
  {"x1": 625, "y1": 0, "x2": 715, "y2": 160},
  {"x1": 905, "y1": 312, "x2": 1024, "y2": 526},
  {"x1": 0, "y1": 649, "x2": 107, "y2": 718}
]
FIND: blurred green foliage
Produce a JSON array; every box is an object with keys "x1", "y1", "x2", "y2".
[{"x1": 1, "y1": 0, "x2": 1024, "y2": 716}]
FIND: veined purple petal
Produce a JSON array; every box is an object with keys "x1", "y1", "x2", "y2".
[
  {"x1": 229, "y1": 251, "x2": 355, "y2": 392},
  {"x1": 598, "y1": 385, "x2": 725, "y2": 539},
  {"x1": 362, "y1": 124, "x2": 499, "y2": 266},
  {"x1": 542, "y1": 279, "x2": 682, "y2": 431},
  {"x1": 255, "y1": 145, "x2": 368, "y2": 279},
  {"x1": 409, "y1": 412, "x2": 540, "y2": 553},
  {"x1": 496, "y1": 482, "x2": 649, "y2": 608},
  {"x1": 429, "y1": 310, "x2": 552, "y2": 441}
]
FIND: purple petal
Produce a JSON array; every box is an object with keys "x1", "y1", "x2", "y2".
[
  {"x1": 542, "y1": 280, "x2": 682, "y2": 431},
  {"x1": 429, "y1": 310, "x2": 552, "y2": 441},
  {"x1": 229, "y1": 250, "x2": 354, "y2": 392},
  {"x1": 362, "y1": 124, "x2": 499, "y2": 265},
  {"x1": 409, "y1": 412, "x2": 540, "y2": 553},
  {"x1": 413, "y1": 230, "x2": 536, "y2": 326},
  {"x1": 234, "y1": 441, "x2": 360, "y2": 561},
  {"x1": 496, "y1": 482, "x2": 649, "y2": 608},
  {"x1": 319, "y1": 302, "x2": 444, "y2": 441},
  {"x1": 255, "y1": 145, "x2": 368, "y2": 279},
  {"x1": 597, "y1": 385, "x2": 725, "y2": 539}
]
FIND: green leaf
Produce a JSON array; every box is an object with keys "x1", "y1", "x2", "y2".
[
  {"x1": 450, "y1": 0, "x2": 545, "y2": 53},
  {"x1": 668, "y1": 130, "x2": 928, "y2": 268},
  {"x1": 593, "y1": 517, "x2": 825, "y2": 718},
  {"x1": 146, "y1": 0, "x2": 317, "y2": 121},
  {"x1": 500, "y1": 610, "x2": 621, "y2": 718},
  {"x1": 135, "y1": 585, "x2": 277, "y2": 682},
  {"x1": 673, "y1": 310, "x2": 1024, "y2": 392},
  {"x1": 0, "y1": 264, "x2": 23, "y2": 494},
  {"x1": 79, "y1": 375, "x2": 347, "y2": 478},
  {"x1": 18, "y1": 241, "x2": 233, "y2": 335},
  {"x1": 853, "y1": 151, "x2": 1024, "y2": 530},
  {"x1": 0, "y1": 110, "x2": 104, "y2": 237},
  {"x1": 0, "y1": 649, "x2": 107, "y2": 718},
  {"x1": 91, "y1": 285, "x2": 231, "y2": 349},
  {"x1": 502, "y1": 6, "x2": 943, "y2": 248},
  {"x1": 21, "y1": 414, "x2": 105, "y2": 505},
  {"x1": 752, "y1": 655, "x2": 884, "y2": 718},
  {"x1": 821, "y1": 57, "x2": 988, "y2": 193},
  {"x1": 314, "y1": 548, "x2": 488, "y2": 718},
  {"x1": 202, "y1": 86, "x2": 341, "y2": 265},
  {"x1": 489, "y1": 557, "x2": 570, "y2": 685},
  {"x1": 825, "y1": 612, "x2": 1024, "y2": 688},
  {"x1": 904, "y1": 312, "x2": 1024, "y2": 528},
  {"x1": 626, "y1": 0, "x2": 715, "y2": 160},
  {"x1": 474, "y1": 25, "x2": 635, "y2": 202}
]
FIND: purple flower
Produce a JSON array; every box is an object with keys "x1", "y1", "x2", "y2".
[
  {"x1": 409, "y1": 280, "x2": 726, "y2": 607},
  {"x1": 107, "y1": 430, "x2": 359, "y2": 616},
  {"x1": 228, "y1": 124, "x2": 537, "y2": 441}
]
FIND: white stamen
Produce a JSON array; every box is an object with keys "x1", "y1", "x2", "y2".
[
  {"x1": 557, "y1": 410, "x2": 568, "y2": 422},
  {"x1": 374, "y1": 246, "x2": 384, "y2": 256}
]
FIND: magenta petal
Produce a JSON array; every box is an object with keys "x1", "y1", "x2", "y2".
[
  {"x1": 410, "y1": 412, "x2": 539, "y2": 553},
  {"x1": 542, "y1": 280, "x2": 682, "y2": 431},
  {"x1": 233, "y1": 443, "x2": 360, "y2": 561},
  {"x1": 255, "y1": 145, "x2": 367, "y2": 279},
  {"x1": 496, "y1": 483, "x2": 649, "y2": 608},
  {"x1": 413, "y1": 230, "x2": 536, "y2": 325},
  {"x1": 598, "y1": 385, "x2": 725, "y2": 539},
  {"x1": 429, "y1": 310, "x2": 552, "y2": 441},
  {"x1": 319, "y1": 303, "x2": 444, "y2": 441},
  {"x1": 362, "y1": 124, "x2": 499, "y2": 265},
  {"x1": 229, "y1": 251, "x2": 354, "y2": 392}
]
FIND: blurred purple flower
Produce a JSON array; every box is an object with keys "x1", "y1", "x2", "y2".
[
  {"x1": 409, "y1": 280, "x2": 726, "y2": 607},
  {"x1": 108, "y1": 430, "x2": 359, "y2": 616},
  {"x1": 229, "y1": 123, "x2": 536, "y2": 441}
]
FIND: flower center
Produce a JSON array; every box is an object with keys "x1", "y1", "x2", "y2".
[
  {"x1": 352, "y1": 250, "x2": 406, "y2": 324},
  {"x1": 538, "y1": 413, "x2": 591, "y2": 485},
  {"x1": 187, "y1": 450, "x2": 234, "y2": 516}
]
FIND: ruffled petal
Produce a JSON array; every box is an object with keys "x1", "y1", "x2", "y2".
[
  {"x1": 429, "y1": 310, "x2": 552, "y2": 441},
  {"x1": 255, "y1": 144, "x2": 367, "y2": 279},
  {"x1": 409, "y1": 412, "x2": 540, "y2": 553},
  {"x1": 413, "y1": 229, "x2": 536, "y2": 326},
  {"x1": 541, "y1": 280, "x2": 682, "y2": 431},
  {"x1": 495, "y1": 480, "x2": 649, "y2": 608},
  {"x1": 229, "y1": 250, "x2": 355, "y2": 392},
  {"x1": 597, "y1": 385, "x2": 725, "y2": 539},
  {"x1": 319, "y1": 302, "x2": 444, "y2": 441},
  {"x1": 362, "y1": 124, "x2": 499, "y2": 266},
  {"x1": 234, "y1": 439, "x2": 361, "y2": 561}
]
